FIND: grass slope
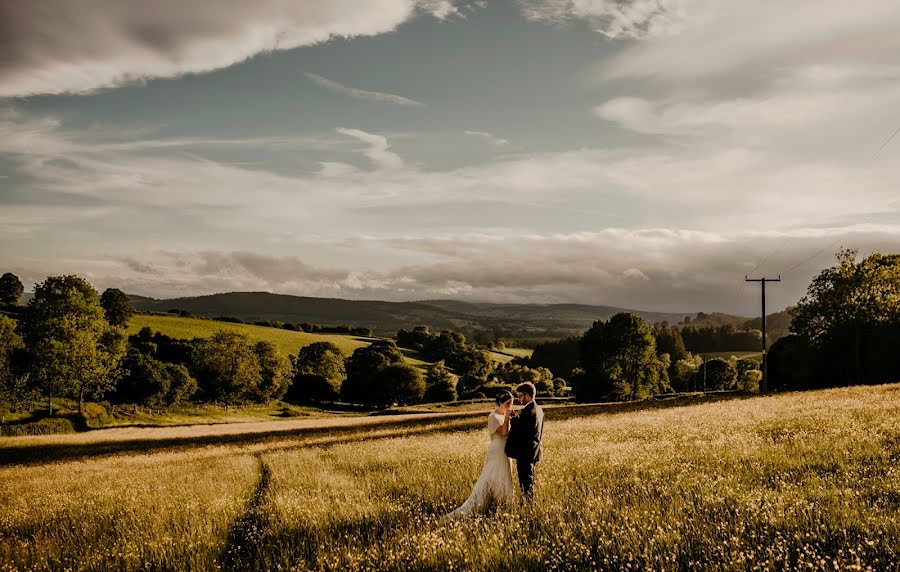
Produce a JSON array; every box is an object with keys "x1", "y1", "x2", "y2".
[
  {"x1": 1, "y1": 385, "x2": 897, "y2": 570},
  {"x1": 128, "y1": 314, "x2": 372, "y2": 356}
]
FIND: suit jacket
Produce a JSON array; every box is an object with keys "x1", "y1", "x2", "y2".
[{"x1": 505, "y1": 401, "x2": 544, "y2": 463}]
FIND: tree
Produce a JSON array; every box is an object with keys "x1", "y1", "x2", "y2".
[
  {"x1": 0, "y1": 314, "x2": 35, "y2": 413},
  {"x1": 371, "y1": 363, "x2": 424, "y2": 407},
  {"x1": 423, "y1": 360, "x2": 458, "y2": 403},
  {"x1": 100, "y1": 288, "x2": 133, "y2": 327},
  {"x1": 293, "y1": 341, "x2": 346, "y2": 401},
  {"x1": 453, "y1": 348, "x2": 494, "y2": 391},
  {"x1": 341, "y1": 340, "x2": 404, "y2": 404},
  {"x1": 654, "y1": 326, "x2": 688, "y2": 363},
  {"x1": 192, "y1": 332, "x2": 261, "y2": 406},
  {"x1": 703, "y1": 358, "x2": 737, "y2": 391},
  {"x1": 529, "y1": 337, "x2": 581, "y2": 379},
  {"x1": 0, "y1": 273, "x2": 24, "y2": 306},
  {"x1": 791, "y1": 249, "x2": 900, "y2": 385},
  {"x1": 671, "y1": 354, "x2": 702, "y2": 392},
  {"x1": 576, "y1": 312, "x2": 670, "y2": 402},
  {"x1": 21, "y1": 275, "x2": 126, "y2": 414},
  {"x1": 115, "y1": 350, "x2": 171, "y2": 407},
  {"x1": 252, "y1": 341, "x2": 292, "y2": 404}
]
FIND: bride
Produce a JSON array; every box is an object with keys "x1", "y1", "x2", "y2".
[{"x1": 446, "y1": 391, "x2": 515, "y2": 519}]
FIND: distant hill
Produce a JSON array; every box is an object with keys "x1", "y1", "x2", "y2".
[
  {"x1": 419, "y1": 300, "x2": 688, "y2": 330},
  {"x1": 128, "y1": 291, "x2": 697, "y2": 341},
  {"x1": 129, "y1": 292, "x2": 483, "y2": 335}
]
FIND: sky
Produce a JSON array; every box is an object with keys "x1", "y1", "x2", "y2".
[{"x1": 1, "y1": 0, "x2": 899, "y2": 315}]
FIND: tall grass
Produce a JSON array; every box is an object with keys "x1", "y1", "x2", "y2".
[
  {"x1": 1, "y1": 385, "x2": 898, "y2": 570},
  {"x1": 0, "y1": 448, "x2": 258, "y2": 571}
]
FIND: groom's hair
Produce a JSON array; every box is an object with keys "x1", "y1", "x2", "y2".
[
  {"x1": 495, "y1": 390, "x2": 513, "y2": 405},
  {"x1": 516, "y1": 382, "x2": 536, "y2": 397}
]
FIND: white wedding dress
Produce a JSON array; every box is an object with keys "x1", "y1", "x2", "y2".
[{"x1": 446, "y1": 412, "x2": 515, "y2": 519}]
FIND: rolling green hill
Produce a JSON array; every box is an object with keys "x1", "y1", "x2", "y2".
[
  {"x1": 129, "y1": 292, "x2": 697, "y2": 338},
  {"x1": 129, "y1": 314, "x2": 373, "y2": 357},
  {"x1": 128, "y1": 314, "x2": 436, "y2": 369}
]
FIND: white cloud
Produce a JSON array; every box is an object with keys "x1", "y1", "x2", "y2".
[
  {"x1": 2, "y1": 107, "x2": 898, "y2": 312},
  {"x1": 464, "y1": 130, "x2": 510, "y2": 146},
  {"x1": 0, "y1": 0, "x2": 470, "y2": 97},
  {"x1": 335, "y1": 128, "x2": 404, "y2": 170},
  {"x1": 518, "y1": 0, "x2": 687, "y2": 39},
  {"x1": 304, "y1": 72, "x2": 425, "y2": 107},
  {"x1": 597, "y1": 0, "x2": 900, "y2": 80}
]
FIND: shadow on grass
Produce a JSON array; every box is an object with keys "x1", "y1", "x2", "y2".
[
  {"x1": 221, "y1": 457, "x2": 272, "y2": 571},
  {"x1": 0, "y1": 393, "x2": 750, "y2": 468}
]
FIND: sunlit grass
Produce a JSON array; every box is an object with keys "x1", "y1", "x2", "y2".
[
  {"x1": 0, "y1": 448, "x2": 258, "y2": 571},
  {"x1": 128, "y1": 313, "x2": 370, "y2": 356},
  {"x1": 1, "y1": 385, "x2": 898, "y2": 570}
]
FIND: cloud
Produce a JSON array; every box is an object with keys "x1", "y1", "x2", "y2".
[
  {"x1": 0, "y1": 0, "x2": 469, "y2": 97},
  {"x1": 304, "y1": 72, "x2": 425, "y2": 107},
  {"x1": 66, "y1": 226, "x2": 897, "y2": 314},
  {"x1": 2, "y1": 107, "x2": 899, "y2": 312},
  {"x1": 335, "y1": 128, "x2": 404, "y2": 170},
  {"x1": 597, "y1": 0, "x2": 900, "y2": 80},
  {"x1": 517, "y1": 0, "x2": 687, "y2": 39},
  {"x1": 464, "y1": 130, "x2": 510, "y2": 146}
]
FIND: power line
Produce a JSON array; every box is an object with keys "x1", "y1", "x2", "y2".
[
  {"x1": 747, "y1": 245, "x2": 785, "y2": 276},
  {"x1": 780, "y1": 237, "x2": 844, "y2": 276},
  {"x1": 865, "y1": 126, "x2": 900, "y2": 165}
]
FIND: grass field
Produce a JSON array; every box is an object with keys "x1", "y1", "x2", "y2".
[
  {"x1": 129, "y1": 314, "x2": 371, "y2": 356},
  {"x1": 1, "y1": 385, "x2": 898, "y2": 570}
]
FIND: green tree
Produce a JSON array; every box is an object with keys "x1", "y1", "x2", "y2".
[
  {"x1": 0, "y1": 273, "x2": 24, "y2": 306},
  {"x1": 577, "y1": 312, "x2": 670, "y2": 402},
  {"x1": 115, "y1": 350, "x2": 171, "y2": 407},
  {"x1": 252, "y1": 341, "x2": 292, "y2": 404},
  {"x1": 671, "y1": 354, "x2": 702, "y2": 392},
  {"x1": 193, "y1": 332, "x2": 261, "y2": 406},
  {"x1": 341, "y1": 340, "x2": 404, "y2": 404},
  {"x1": 454, "y1": 348, "x2": 495, "y2": 391},
  {"x1": 100, "y1": 288, "x2": 134, "y2": 327},
  {"x1": 21, "y1": 276, "x2": 126, "y2": 415},
  {"x1": 654, "y1": 326, "x2": 688, "y2": 363},
  {"x1": 791, "y1": 249, "x2": 900, "y2": 385},
  {"x1": 703, "y1": 358, "x2": 738, "y2": 391},
  {"x1": 165, "y1": 364, "x2": 197, "y2": 406},
  {"x1": 529, "y1": 337, "x2": 581, "y2": 379},
  {"x1": 423, "y1": 360, "x2": 458, "y2": 402},
  {"x1": 293, "y1": 341, "x2": 346, "y2": 401},
  {"x1": 0, "y1": 314, "x2": 35, "y2": 413},
  {"x1": 371, "y1": 363, "x2": 424, "y2": 407}
]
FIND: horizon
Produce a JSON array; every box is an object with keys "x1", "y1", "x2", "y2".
[
  {"x1": 19, "y1": 286, "x2": 773, "y2": 320},
  {"x1": 2, "y1": 1, "x2": 899, "y2": 315}
]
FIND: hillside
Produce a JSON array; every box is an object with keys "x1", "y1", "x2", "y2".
[
  {"x1": 129, "y1": 292, "x2": 696, "y2": 338},
  {"x1": 129, "y1": 292, "x2": 482, "y2": 335},
  {"x1": 419, "y1": 300, "x2": 688, "y2": 329},
  {"x1": 128, "y1": 314, "x2": 372, "y2": 356},
  {"x1": 129, "y1": 314, "x2": 436, "y2": 368}
]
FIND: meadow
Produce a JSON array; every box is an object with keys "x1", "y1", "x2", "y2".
[
  {"x1": 129, "y1": 313, "x2": 513, "y2": 367},
  {"x1": 128, "y1": 314, "x2": 372, "y2": 356},
  {"x1": 1, "y1": 385, "x2": 898, "y2": 571}
]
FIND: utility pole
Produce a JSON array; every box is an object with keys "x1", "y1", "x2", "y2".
[{"x1": 745, "y1": 276, "x2": 781, "y2": 393}]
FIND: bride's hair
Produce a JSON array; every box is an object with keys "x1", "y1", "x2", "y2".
[{"x1": 495, "y1": 390, "x2": 513, "y2": 405}]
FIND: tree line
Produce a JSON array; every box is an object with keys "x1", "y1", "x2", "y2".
[
  {"x1": 768, "y1": 249, "x2": 900, "y2": 390},
  {"x1": 2, "y1": 249, "x2": 894, "y2": 418}
]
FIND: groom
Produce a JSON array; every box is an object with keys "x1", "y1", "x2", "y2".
[{"x1": 504, "y1": 382, "x2": 544, "y2": 502}]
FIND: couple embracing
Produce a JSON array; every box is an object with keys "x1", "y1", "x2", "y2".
[{"x1": 447, "y1": 382, "x2": 544, "y2": 519}]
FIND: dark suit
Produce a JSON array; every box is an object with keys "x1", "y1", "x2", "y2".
[{"x1": 504, "y1": 400, "x2": 544, "y2": 500}]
